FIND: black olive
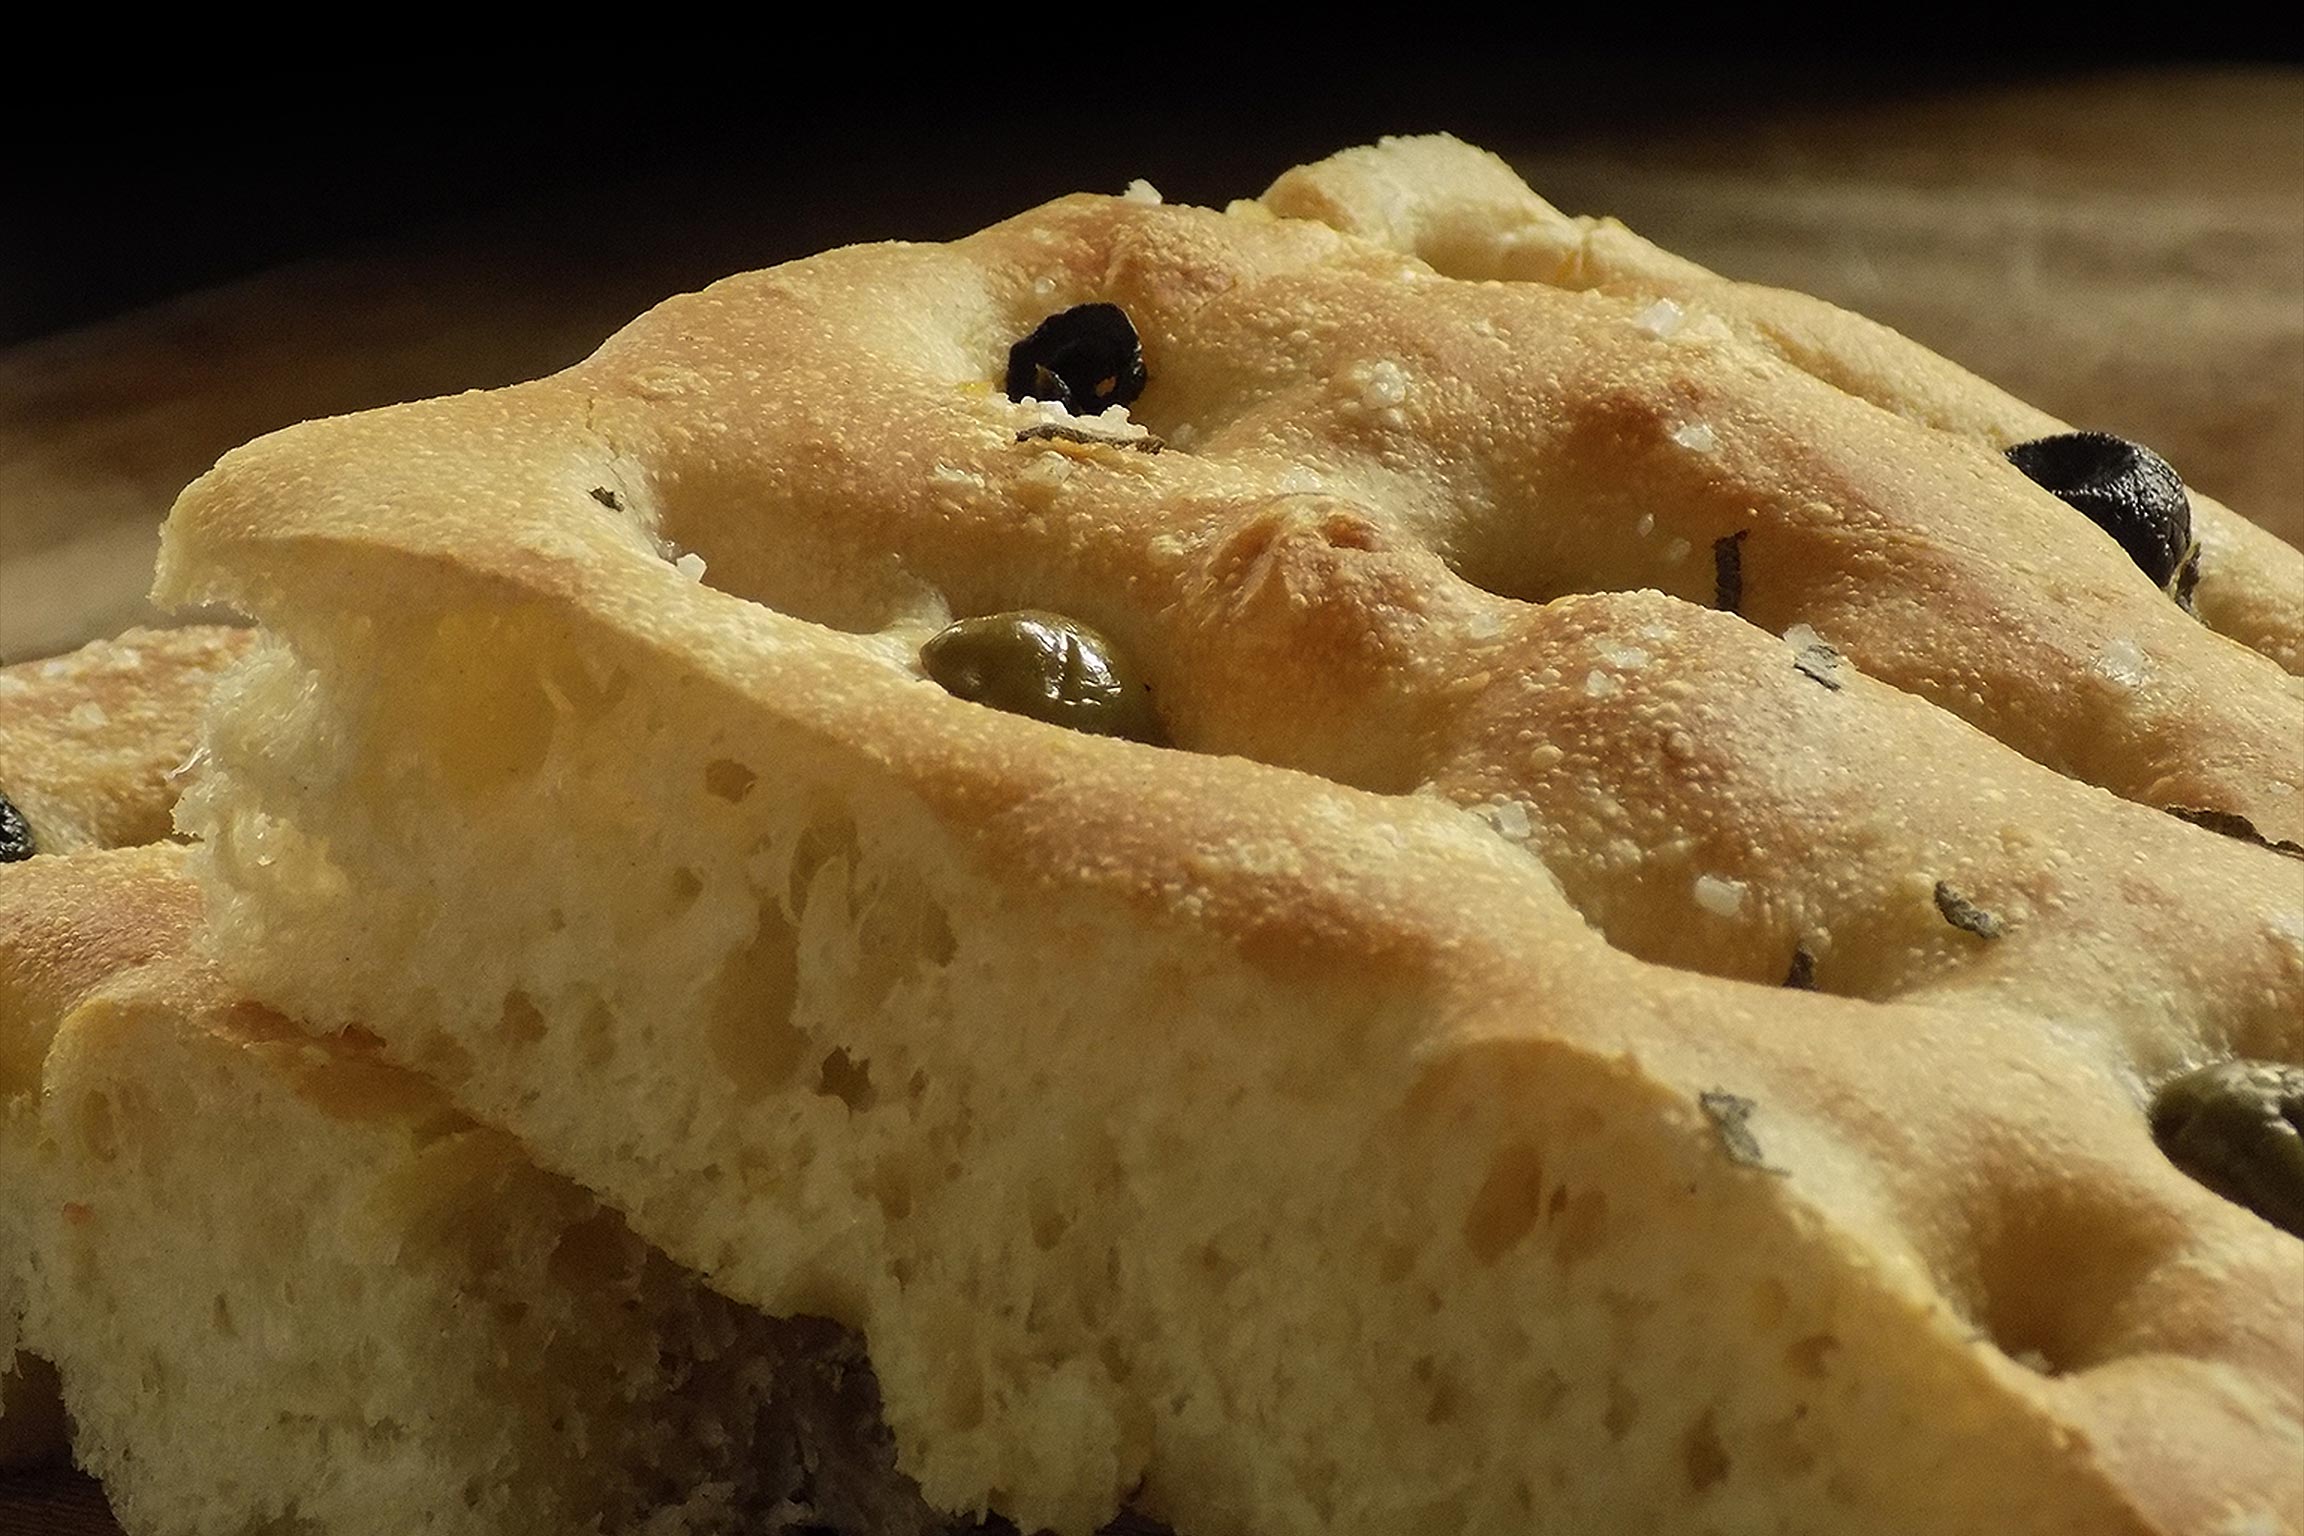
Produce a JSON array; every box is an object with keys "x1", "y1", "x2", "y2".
[
  {"x1": 920, "y1": 611, "x2": 1164, "y2": 745},
  {"x1": 0, "y1": 793, "x2": 33, "y2": 863},
  {"x1": 2005, "y1": 432, "x2": 2196, "y2": 599},
  {"x1": 1003, "y1": 303, "x2": 1148, "y2": 415},
  {"x1": 2149, "y1": 1060, "x2": 2304, "y2": 1239}
]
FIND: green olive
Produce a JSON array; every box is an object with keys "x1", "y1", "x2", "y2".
[
  {"x1": 920, "y1": 610, "x2": 1164, "y2": 745},
  {"x1": 2148, "y1": 1060, "x2": 2304, "y2": 1239}
]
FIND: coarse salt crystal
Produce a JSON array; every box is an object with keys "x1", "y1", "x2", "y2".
[
  {"x1": 674, "y1": 552, "x2": 708, "y2": 582},
  {"x1": 1635, "y1": 512, "x2": 1656, "y2": 538},
  {"x1": 1596, "y1": 639, "x2": 1651, "y2": 669},
  {"x1": 1031, "y1": 275, "x2": 1057, "y2": 298},
  {"x1": 1784, "y1": 622, "x2": 1825, "y2": 651},
  {"x1": 1168, "y1": 421, "x2": 1199, "y2": 449},
  {"x1": 1359, "y1": 359, "x2": 1410, "y2": 410},
  {"x1": 2090, "y1": 638, "x2": 2149, "y2": 688},
  {"x1": 1663, "y1": 538, "x2": 1692, "y2": 564},
  {"x1": 1670, "y1": 421, "x2": 1717, "y2": 453},
  {"x1": 1472, "y1": 799, "x2": 1534, "y2": 841},
  {"x1": 1466, "y1": 609, "x2": 1503, "y2": 639},
  {"x1": 1122, "y1": 178, "x2": 1163, "y2": 204},
  {"x1": 1693, "y1": 874, "x2": 1747, "y2": 917},
  {"x1": 67, "y1": 702, "x2": 109, "y2": 730},
  {"x1": 1583, "y1": 669, "x2": 1620, "y2": 698},
  {"x1": 1633, "y1": 298, "x2": 1684, "y2": 337}
]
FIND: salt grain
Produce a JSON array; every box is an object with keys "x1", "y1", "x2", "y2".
[
  {"x1": 1583, "y1": 669, "x2": 1620, "y2": 698},
  {"x1": 1596, "y1": 640, "x2": 1651, "y2": 669},
  {"x1": 67, "y1": 702, "x2": 108, "y2": 730},
  {"x1": 1359, "y1": 360, "x2": 1410, "y2": 410},
  {"x1": 1670, "y1": 422, "x2": 1717, "y2": 453},
  {"x1": 2089, "y1": 638, "x2": 2150, "y2": 689},
  {"x1": 1122, "y1": 178, "x2": 1164, "y2": 204},
  {"x1": 1633, "y1": 298, "x2": 1684, "y2": 338},
  {"x1": 1473, "y1": 799, "x2": 1534, "y2": 841},
  {"x1": 674, "y1": 552, "x2": 708, "y2": 582},
  {"x1": 1693, "y1": 874, "x2": 1748, "y2": 917}
]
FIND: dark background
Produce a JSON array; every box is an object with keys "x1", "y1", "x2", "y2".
[
  {"x1": 0, "y1": 54, "x2": 2265, "y2": 348},
  {"x1": 8, "y1": 54, "x2": 2301, "y2": 666}
]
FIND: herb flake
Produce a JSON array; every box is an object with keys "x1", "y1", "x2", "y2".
[
  {"x1": 1698, "y1": 1090, "x2": 1786, "y2": 1174},
  {"x1": 2163, "y1": 805, "x2": 2304, "y2": 860},
  {"x1": 1933, "y1": 881, "x2": 2005, "y2": 940},
  {"x1": 1014, "y1": 423, "x2": 1165, "y2": 454}
]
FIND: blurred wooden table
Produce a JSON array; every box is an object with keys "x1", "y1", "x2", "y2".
[
  {"x1": 2, "y1": 65, "x2": 2299, "y2": 1533},
  {"x1": 5, "y1": 70, "x2": 2300, "y2": 667}
]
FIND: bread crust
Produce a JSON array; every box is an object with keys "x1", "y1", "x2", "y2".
[
  {"x1": 0, "y1": 626, "x2": 250, "y2": 857},
  {"x1": 155, "y1": 141, "x2": 2304, "y2": 1534}
]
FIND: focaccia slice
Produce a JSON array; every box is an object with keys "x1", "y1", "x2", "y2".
[{"x1": 0, "y1": 636, "x2": 1001, "y2": 1534}]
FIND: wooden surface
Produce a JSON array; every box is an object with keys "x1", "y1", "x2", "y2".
[{"x1": 2, "y1": 67, "x2": 2298, "y2": 1533}]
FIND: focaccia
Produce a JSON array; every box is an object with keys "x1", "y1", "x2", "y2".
[
  {"x1": 155, "y1": 137, "x2": 2304, "y2": 1534},
  {"x1": 0, "y1": 626, "x2": 247, "y2": 1471},
  {"x1": 0, "y1": 635, "x2": 1004, "y2": 1534}
]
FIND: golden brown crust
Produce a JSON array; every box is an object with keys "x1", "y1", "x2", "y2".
[
  {"x1": 154, "y1": 142, "x2": 2304, "y2": 1532},
  {"x1": 0, "y1": 627, "x2": 250, "y2": 858},
  {"x1": 1262, "y1": 134, "x2": 2304, "y2": 674}
]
